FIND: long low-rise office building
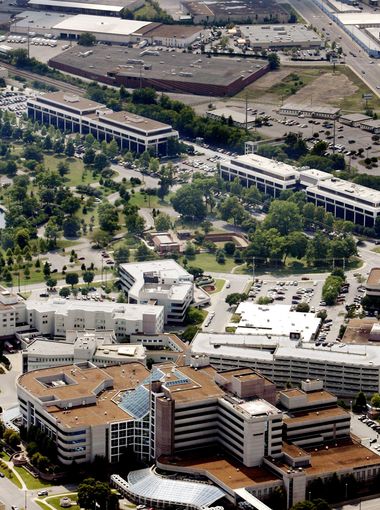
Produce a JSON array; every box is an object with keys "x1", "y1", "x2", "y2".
[
  {"x1": 190, "y1": 330, "x2": 380, "y2": 397},
  {"x1": 27, "y1": 91, "x2": 178, "y2": 155},
  {"x1": 220, "y1": 153, "x2": 380, "y2": 227},
  {"x1": 219, "y1": 153, "x2": 300, "y2": 197},
  {"x1": 279, "y1": 104, "x2": 341, "y2": 119}
]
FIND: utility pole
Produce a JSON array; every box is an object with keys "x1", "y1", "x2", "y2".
[
  {"x1": 252, "y1": 257, "x2": 255, "y2": 282},
  {"x1": 245, "y1": 91, "x2": 248, "y2": 133},
  {"x1": 332, "y1": 117, "x2": 336, "y2": 154}
]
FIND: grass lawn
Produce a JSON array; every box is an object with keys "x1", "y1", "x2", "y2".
[
  {"x1": 4, "y1": 267, "x2": 68, "y2": 287},
  {"x1": 57, "y1": 239, "x2": 82, "y2": 249},
  {"x1": 129, "y1": 191, "x2": 172, "y2": 208},
  {"x1": 36, "y1": 502, "x2": 51, "y2": 510},
  {"x1": 0, "y1": 451, "x2": 11, "y2": 462},
  {"x1": 208, "y1": 278, "x2": 225, "y2": 293},
  {"x1": 14, "y1": 466, "x2": 52, "y2": 490},
  {"x1": 46, "y1": 494, "x2": 79, "y2": 510},
  {"x1": 182, "y1": 253, "x2": 237, "y2": 273},
  {"x1": 0, "y1": 463, "x2": 22, "y2": 488},
  {"x1": 372, "y1": 247, "x2": 380, "y2": 254},
  {"x1": 43, "y1": 155, "x2": 97, "y2": 187}
]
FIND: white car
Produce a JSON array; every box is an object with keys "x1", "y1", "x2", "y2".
[{"x1": 37, "y1": 490, "x2": 48, "y2": 497}]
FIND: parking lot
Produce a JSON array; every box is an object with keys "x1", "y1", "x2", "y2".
[{"x1": 0, "y1": 90, "x2": 28, "y2": 117}]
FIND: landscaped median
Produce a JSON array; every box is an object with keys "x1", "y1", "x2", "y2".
[{"x1": 37, "y1": 494, "x2": 79, "y2": 510}]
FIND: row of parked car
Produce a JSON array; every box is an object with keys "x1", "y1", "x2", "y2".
[{"x1": 359, "y1": 415, "x2": 380, "y2": 433}]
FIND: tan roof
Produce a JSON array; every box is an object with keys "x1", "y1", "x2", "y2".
[
  {"x1": 284, "y1": 406, "x2": 349, "y2": 425},
  {"x1": 159, "y1": 451, "x2": 280, "y2": 489},
  {"x1": 281, "y1": 389, "x2": 304, "y2": 398},
  {"x1": 306, "y1": 390, "x2": 336, "y2": 403},
  {"x1": 36, "y1": 91, "x2": 103, "y2": 112},
  {"x1": 367, "y1": 268, "x2": 380, "y2": 286},
  {"x1": 93, "y1": 109, "x2": 171, "y2": 132},
  {"x1": 18, "y1": 363, "x2": 149, "y2": 428},
  {"x1": 144, "y1": 24, "x2": 202, "y2": 39},
  {"x1": 342, "y1": 318, "x2": 378, "y2": 344}
]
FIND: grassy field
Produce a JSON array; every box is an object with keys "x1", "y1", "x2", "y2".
[
  {"x1": 208, "y1": 278, "x2": 226, "y2": 293},
  {"x1": 36, "y1": 502, "x2": 51, "y2": 510},
  {"x1": 181, "y1": 253, "x2": 237, "y2": 273},
  {"x1": 45, "y1": 494, "x2": 79, "y2": 510},
  {"x1": 43, "y1": 155, "x2": 97, "y2": 187},
  {"x1": 14, "y1": 466, "x2": 52, "y2": 490},
  {"x1": 129, "y1": 191, "x2": 172, "y2": 208},
  {"x1": 337, "y1": 66, "x2": 380, "y2": 112}
]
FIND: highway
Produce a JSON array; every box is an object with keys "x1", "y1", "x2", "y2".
[{"x1": 286, "y1": 0, "x2": 380, "y2": 96}]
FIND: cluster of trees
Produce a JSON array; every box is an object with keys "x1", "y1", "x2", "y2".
[
  {"x1": 121, "y1": 0, "x2": 173, "y2": 22},
  {"x1": 290, "y1": 501, "x2": 331, "y2": 510},
  {"x1": 353, "y1": 390, "x2": 380, "y2": 412},
  {"x1": 78, "y1": 478, "x2": 119, "y2": 510},
  {"x1": 321, "y1": 269, "x2": 345, "y2": 305},
  {"x1": 20, "y1": 424, "x2": 57, "y2": 472}
]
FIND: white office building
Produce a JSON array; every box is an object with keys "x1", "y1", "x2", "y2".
[
  {"x1": 21, "y1": 330, "x2": 146, "y2": 372},
  {"x1": 25, "y1": 299, "x2": 164, "y2": 339},
  {"x1": 119, "y1": 260, "x2": 194, "y2": 324},
  {"x1": 219, "y1": 153, "x2": 300, "y2": 197},
  {"x1": 220, "y1": 153, "x2": 380, "y2": 227},
  {"x1": 27, "y1": 91, "x2": 178, "y2": 155}
]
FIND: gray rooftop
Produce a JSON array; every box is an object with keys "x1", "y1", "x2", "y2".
[{"x1": 50, "y1": 45, "x2": 266, "y2": 86}]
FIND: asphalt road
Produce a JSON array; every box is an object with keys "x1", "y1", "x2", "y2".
[{"x1": 0, "y1": 478, "x2": 40, "y2": 510}]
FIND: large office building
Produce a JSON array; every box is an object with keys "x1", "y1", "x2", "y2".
[
  {"x1": 366, "y1": 268, "x2": 380, "y2": 297},
  {"x1": 220, "y1": 153, "x2": 380, "y2": 227},
  {"x1": 26, "y1": 91, "x2": 178, "y2": 155},
  {"x1": 219, "y1": 153, "x2": 300, "y2": 197},
  {"x1": 119, "y1": 260, "x2": 194, "y2": 324},
  {"x1": 21, "y1": 330, "x2": 146, "y2": 373},
  {"x1": 25, "y1": 298, "x2": 164, "y2": 339},
  {"x1": 18, "y1": 361, "x2": 380, "y2": 509}
]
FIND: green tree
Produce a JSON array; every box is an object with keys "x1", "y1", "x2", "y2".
[
  {"x1": 94, "y1": 153, "x2": 109, "y2": 173},
  {"x1": 225, "y1": 293, "x2": 247, "y2": 306},
  {"x1": 370, "y1": 393, "x2": 380, "y2": 408},
  {"x1": 268, "y1": 52, "x2": 280, "y2": 69},
  {"x1": 65, "y1": 139, "x2": 75, "y2": 158},
  {"x1": 59, "y1": 287, "x2": 71, "y2": 298},
  {"x1": 98, "y1": 202, "x2": 119, "y2": 234},
  {"x1": 171, "y1": 185, "x2": 207, "y2": 221},
  {"x1": 154, "y1": 213, "x2": 171, "y2": 231},
  {"x1": 83, "y1": 271, "x2": 95, "y2": 286},
  {"x1": 66, "y1": 272, "x2": 79, "y2": 289},
  {"x1": 265, "y1": 200, "x2": 303, "y2": 235},
  {"x1": 78, "y1": 32, "x2": 96, "y2": 46},
  {"x1": 63, "y1": 217, "x2": 81, "y2": 238},
  {"x1": 113, "y1": 244, "x2": 130, "y2": 265},
  {"x1": 46, "y1": 278, "x2": 57, "y2": 290},
  {"x1": 136, "y1": 243, "x2": 152, "y2": 261},
  {"x1": 296, "y1": 302, "x2": 310, "y2": 313},
  {"x1": 185, "y1": 306, "x2": 205, "y2": 325}
]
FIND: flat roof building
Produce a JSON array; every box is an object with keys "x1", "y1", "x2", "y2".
[
  {"x1": 359, "y1": 118, "x2": 380, "y2": 133},
  {"x1": 206, "y1": 107, "x2": 257, "y2": 128},
  {"x1": 340, "y1": 112, "x2": 372, "y2": 126},
  {"x1": 219, "y1": 153, "x2": 300, "y2": 197},
  {"x1": 238, "y1": 23, "x2": 322, "y2": 50},
  {"x1": 27, "y1": 0, "x2": 142, "y2": 16},
  {"x1": 26, "y1": 298, "x2": 164, "y2": 339},
  {"x1": 180, "y1": 0, "x2": 289, "y2": 25},
  {"x1": 119, "y1": 260, "x2": 194, "y2": 324},
  {"x1": 21, "y1": 330, "x2": 146, "y2": 373},
  {"x1": 49, "y1": 45, "x2": 269, "y2": 96},
  {"x1": 27, "y1": 91, "x2": 178, "y2": 155},
  {"x1": 366, "y1": 268, "x2": 380, "y2": 296},
  {"x1": 279, "y1": 103, "x2": 341, "y2": 119}
]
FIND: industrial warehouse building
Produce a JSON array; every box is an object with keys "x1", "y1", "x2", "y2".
[
  {"x1": 49, "y1": 45, "x2": 268, "y2": 96},
  {"x1": 180, "y1": 0, "x2": 289, "y2": 24},
  {"x1": 11, "y1": 11, "x2": 206, "y2": 47},
  {"x1": 27, "y1": 91, "x2": 178, "y2": 155},
  {"x1": 26, "y1": 0, "x2": 143, "y2": 16},
  {"x1": 236, "y1": 23, "x2": 322, "y2": 50}
]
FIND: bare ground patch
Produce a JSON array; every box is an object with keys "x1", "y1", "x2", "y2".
[{"x1": 290, "y1": 72, "x2": 358, "y2": 106}]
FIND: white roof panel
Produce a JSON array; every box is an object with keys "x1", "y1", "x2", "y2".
[
  {"x1": 53, "y1": 15, "x2": 151, "y2": 35},
  {"x1": 28, "y1": 0, "x2": 124, "y2": 11}
]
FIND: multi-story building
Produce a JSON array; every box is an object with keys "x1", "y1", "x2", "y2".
[
  {"x1": 26, "y1": 299, "x2": 164, "y2": 339},
  {"x1": 26, "y1": 91, "x2": 178, "y2": 155},
  {"x1": 278, "y1": 379, "x2": 351, "y2": 448},
  {"x1": 17, "y1": 362, "x2": 282, "y2": 467},
  {"x1": 21, "y1": 330, "x2": 146, "y2": 373},
  {"x1": 0, "y1": 288, "x2": 28, "y2": 339},
  {"x1": 219, "y1": 153, "x2": 300, "y2": 197},
  {"x1": 365, "y1": 267, "x2": 380, "y2": 297},
  {"x1": 18, "y1": 361, "x2": 380, "y2": 509},
  {"x1": 219, "y1": 153, "x2": 380, "y2": 227},
  {"x1": 119, "y1": 260, "x2": 194, "y2": 324}
]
